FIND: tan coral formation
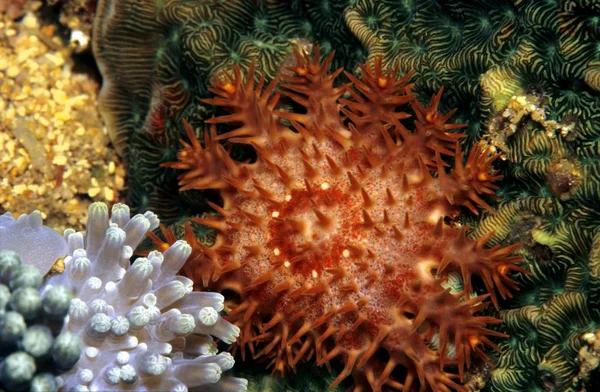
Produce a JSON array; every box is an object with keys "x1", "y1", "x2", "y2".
[
  {"x1": 483, "y1": 94, "x2": 576, "y2": 159},
  {"x1": 0, "y1": 13, "x2": 124, "y2": 232},
  {"x1": 575, "y1": 331, "x2": 600, "y2": 391}
]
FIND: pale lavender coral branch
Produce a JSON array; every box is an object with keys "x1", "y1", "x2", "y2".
[{"x1": 0, "y1": 210, "x2": 67, "y2": 275}]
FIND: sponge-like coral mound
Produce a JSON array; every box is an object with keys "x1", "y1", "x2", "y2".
[
  {"x1": 44, "y1": 202, "x2": 247, "y2": 392},
  {"x1": 162, "y1": 49, "x2": 525, "y2": 391}
]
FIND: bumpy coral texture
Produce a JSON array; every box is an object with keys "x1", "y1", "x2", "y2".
[
  {"x1": 162, "y1": 50, "x2": 525, "y2": 391},
  {"x1": 467, "y1": 94, "x2": 600, "y2": 391},
  {"x1": 44, "y1": 202, "x2": 247, "y2": 392},
  {"x1": 0, "y1": 250, "x2": 79, "y2": 392}
]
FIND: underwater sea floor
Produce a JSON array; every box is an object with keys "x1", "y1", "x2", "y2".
[{"x1": 0, "y1": 10, "x2": 123, "y2": 233}]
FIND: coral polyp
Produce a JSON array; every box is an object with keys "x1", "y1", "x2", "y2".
[{"x1": 162, "y1": 49, "x2": 525, "y2": 391}]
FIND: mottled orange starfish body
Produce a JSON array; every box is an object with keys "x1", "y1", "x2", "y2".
[{"x1": 160, "y1": 48, "x2": 525, "y2": 391}]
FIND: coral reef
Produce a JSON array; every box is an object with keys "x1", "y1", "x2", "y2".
[
  {"x1": 159, "y1": 49, "x2": 524, "y2": 391},
  {"x1": 93, "y1": 0, "x2": 362, "y2": 155},
  {"x1": 0, "y1": 249, "x2": 79, "y2": 392},
  {"x1": 465, "y1": 92, "x2": 600, "y2": 391},
  {"x1": 90, "y1": 0, "x2": 600, "y2": 390},
  {"x1": 346, "y1": 0, "x2": 600, "y2": 145},
  {"x1": 38, "y1": 202, "x2": 248, "y2": 391}
]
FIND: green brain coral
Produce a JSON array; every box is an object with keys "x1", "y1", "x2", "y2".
[
  {"x1": 466, "y1": 92, "x2": 600, "y2": 391},
  {"x1": 228, "y1": 361, "x2": 346, "y2": 392}
]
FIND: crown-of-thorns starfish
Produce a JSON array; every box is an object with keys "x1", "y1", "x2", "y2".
[{"x1": 159, "y1": 47, "x2": 526, "y2": 391}]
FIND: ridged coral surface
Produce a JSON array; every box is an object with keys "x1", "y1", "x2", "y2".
[
  {"x1": 467, "y1": 93, "x2": 600, "y2": 392},
  {"x1": 162, "y1": 50, "x2": 525, "y2": 391}
]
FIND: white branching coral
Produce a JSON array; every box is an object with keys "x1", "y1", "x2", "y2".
[{"x1": 44, "y1": 202, "x2": 247, "y2": 392}]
